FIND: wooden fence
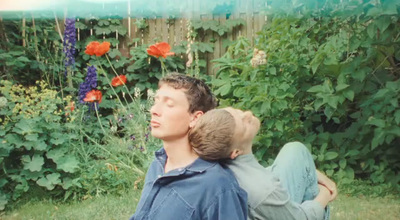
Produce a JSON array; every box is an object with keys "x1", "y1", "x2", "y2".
[
  {"x1": 5, "y1": 0, "x2": 269, "y2": 75},
  {"x1": 118, "y1": 0, "x2": 268, "y2": 74}
]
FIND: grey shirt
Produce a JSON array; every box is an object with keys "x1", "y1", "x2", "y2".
[{"x1": 225, "y1": 154, "x2": 325, "y2": 220}]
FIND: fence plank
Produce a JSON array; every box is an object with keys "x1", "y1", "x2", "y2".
[{"x1": 57, "y1": 0, "x2": 268, "y2": 75}]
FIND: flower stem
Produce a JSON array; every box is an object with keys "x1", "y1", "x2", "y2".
[
  {"x1": 160, "y1": 59, "x2": 167, "y2": 77},
  {"x1": 94, "y1": 102, "x2": 107, "y2": 135},
  {"x1": 105, "y1": 54, "x2": 136, "y2": 102},
  {"x1": 96, "y1": 58, "x2": 128, "y2": 112}
]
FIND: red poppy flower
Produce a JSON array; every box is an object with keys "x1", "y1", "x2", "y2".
[
  {"x1": 85, "y1": 41, "x2": 100, "y2": 56},
  {"x1": 147, "y1": 42, "x2": 175, "y2": 58},
  {"x1": 83, "y1": 90, "x2": 102, "y2": 104},
  {"x1": 111, "y1": 75, "x2": 127, "y2": 87},
  {"x1": 95, "y1": 42, "x2": 111, "y2": 56},
  {"x1": 85, "y1": 41, "x2": 110, "y2": 56}
]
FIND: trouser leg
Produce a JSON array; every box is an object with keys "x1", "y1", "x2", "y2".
[{"x1": 269, "y1": 141, "x2": 330, "y2": 219}]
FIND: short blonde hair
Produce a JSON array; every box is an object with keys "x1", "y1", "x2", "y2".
[{"x1": 189, "y1": 109, "x2": 235, "y2": 160}]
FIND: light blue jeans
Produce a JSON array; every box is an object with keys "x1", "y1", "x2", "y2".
[{"x1": 269, "y1": 142, "x2": 330, "y2": 220}]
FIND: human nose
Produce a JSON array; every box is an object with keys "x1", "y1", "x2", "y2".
[{"x1": 150, "y1": 102, "x2": 160, "y2": 116}]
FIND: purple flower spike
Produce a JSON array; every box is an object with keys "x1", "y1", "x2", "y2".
[
  {"x1": 63, "y1": 18, "x2": 76, "y2": 75},
  {"x1": 79, "y1": 65, "x2": 98, "y2": 103}
]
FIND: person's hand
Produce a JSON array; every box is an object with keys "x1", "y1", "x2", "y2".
[
  {"x1": 316, "y1": 170, "x2": 337, "y2": 201},
  {"x1": 315, "y1": 184, "x2": 331, "y2": 207}
]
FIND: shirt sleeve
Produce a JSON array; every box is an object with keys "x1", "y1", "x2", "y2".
[
  {"x1": 205, "y1": 189, "x2": 248, "y2": 220},
  {"x1": 250, "y1": 183, "x2": 325, "y2": 220}
]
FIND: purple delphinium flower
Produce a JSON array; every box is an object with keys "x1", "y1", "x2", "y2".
[
  {"x1": 79, "y1": 65, "x2": 98, "y2": 103},
  {"x1": 63, "y1": 18, "x2": 76, "y2": 75}
]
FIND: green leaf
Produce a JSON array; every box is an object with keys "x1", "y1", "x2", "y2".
[
  {"x1": 127, "y1": 58, "x2": 147, "y2": 72},
  {"x1": 345, "y1": 167, "x2": 355, "y2": 180},
  {"x1": 218, "y1": 83, "x2": 231, "y2": 96},
  {"x1": 22, "y1": 154, "x2": 44, "y2": 172},
  {"x1": 5, "y1": 134, "x2": 24, "y2": 147},
  {"x1": 50, "y1": 132, "x2": 66, "y2": 145},
  {"x1": 345, "y1": 149, "x2": 360, "y2": 157},
  {"x1": 98, "y1": 20, "x2": 110, "y2": 26},
  {"x1": 339, "y1": 159, "x2": 347, "y2": 169},
  {"x1": 367, "y1": 23, "x2": 376, "y2": 39},
  {"x1": 0, "y1": 193, "x2": 8, "y2": 211},
  {"x1": 62, "y1": 177, "x2": 82, "y2": 190},
  {"x1": 25, "y1": 133, "x2": 38, "y2": 142},
  {"x1": 269, "y1": 67, "x2": 276, "y2": 75},
  {"x1": 366, "y1": 117, "x2": 385, "y2": 127},
  {"x1": 371, "y1": 130, "x2": 385, "y2": 150},
  {"x1": 75, "y1": 21, "x2": 87, "y2": 29},
  {"x1": 343, "y1": 90, "x2": 354, "y2": 101},
  {"x1": 34, "y1": 141, "x2": 48, "y2": 151},
  {"x1": 47, "y1": 148, "x2": 67, "y2": 162},
  {"x1": 325, "y1": 151, "x2": 339, "y2": 160},
  {"x1": 375, "y1": 16, "x2": 391, "y2": 33},
  {"x1": 395, "y1": 110, "x2": 400, "y2": 124},
  {"x1": 17, "y1": 56, "x2": 30, "y2": 62},
  {"x1": 327, "y1": 96, "x2": 339, "y2": 109},
  {"x1": 307, "y1": 85, "x2": 324, "y2": 93},
  {"x1": 56, "y1": 156, "x2": 79, "y2": 173},
  {"x1": 37, "y1": 173, "x2": 61, "y2": 190},
  {"x1": 335, "y1": 84, "x2": 349, "y2": 92},
  {"x1": 108, "y1": 49, "x2": 122, "y2": 59},
  {"x1": 352, "y1": 67, "x2": 370, "y2": 82},
  {"x1": 13, "y1": 119, "x2": 34, "y2": 135}
]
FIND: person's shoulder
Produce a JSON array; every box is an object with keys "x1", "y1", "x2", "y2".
[{"x1": 202, "y1": 161, "x2": 242, "y2": 189}]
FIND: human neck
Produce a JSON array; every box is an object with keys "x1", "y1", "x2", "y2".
[
  {"x1": 241, "y1": 142, "x2": 253, "y2": 155},
  {"x1": 163, "y1": 137, "x2": 198, "y2": 173}
]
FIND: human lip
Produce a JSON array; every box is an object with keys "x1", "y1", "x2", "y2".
[{"x1": 150, "y1": 120, "x2": 161, "y2": 128}]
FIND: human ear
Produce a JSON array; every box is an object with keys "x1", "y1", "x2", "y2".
[
  {"x1": 230, "y1": 149, "x2": 243, "y2": 159},
  {"x1": 189, "y1": 111, "x2": 204, "y2": 128}
]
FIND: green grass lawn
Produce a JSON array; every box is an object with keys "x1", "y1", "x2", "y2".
[{"x1": 1, "y1": 189, "x2": 399, "y2": 220}]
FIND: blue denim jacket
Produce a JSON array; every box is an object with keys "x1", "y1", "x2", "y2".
[{"x1": 130, "y1": 148, "x2": 248, "y2": 220}]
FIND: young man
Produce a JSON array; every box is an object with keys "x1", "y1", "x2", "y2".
[
  {"x1": 189, "y1": 107, "x2": 337, "y2": 220},
  {"x1": 130, "y1": 74, "x2": 248, "y2": 220}
]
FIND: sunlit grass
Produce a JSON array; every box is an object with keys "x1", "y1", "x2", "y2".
[
  {"x1": 330, "y1": 194, "x2": 400, "y2": 220},
  {"x1": 1, "y1": 188, "x2": 399, "y2": 220},
  {"x1": 1, "y1": 190, "x2": 141, "y2": 220}
]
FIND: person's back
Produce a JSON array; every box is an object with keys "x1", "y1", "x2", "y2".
[{"x1": 189, "y1": 108, "x2": 336, "y2": 220}]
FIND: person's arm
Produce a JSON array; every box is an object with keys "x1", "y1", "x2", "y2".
[
  {"x1": 250, "y1": 182, "x2": 327, "y2": 220},
  {"x1": 316, "y1": 170, "x2": 337, "y2": 202},
  {"x1": 314, "y1": 184, "x2": 332, "y2": 208},
  {"x1": 205, "y1": 189, "x2": 247, "y2": 220}
]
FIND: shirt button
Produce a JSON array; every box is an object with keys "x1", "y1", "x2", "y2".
[
  {"x1": 157, "y1": 175, "x2": 162, "y2": 178},
  {"x1": 178, "y1": 168, "x2": 183, "y2": 172}
]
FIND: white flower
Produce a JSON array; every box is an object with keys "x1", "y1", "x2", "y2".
[{"x1": 0, "y1": 97, "x2": 7, "y2": 108}]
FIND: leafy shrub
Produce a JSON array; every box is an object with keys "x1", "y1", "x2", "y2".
[
  {"x1": 0, "y1": 80, "x2": 81, "y2": 210},
  {"x1": 211, "y1": 0, "x2": 400, "y2": 190}
]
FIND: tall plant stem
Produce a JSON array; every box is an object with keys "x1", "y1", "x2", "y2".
[
  {"x1": 105, "y1": 54, "x2": 135, "y2": 102},
  {"x1": 160, "y1": 59, "x2": 167, "y2": 77},
  {"x1": 94, "y1": 102, "x2": 107, "y2": 135},
  {"x1": 96, "y1": 58, "x2": 128, "y2": 112}
]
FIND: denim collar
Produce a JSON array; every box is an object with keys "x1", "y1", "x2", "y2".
[{"x1": 155, "y1": 148, "x2": 216, "y2": 173}]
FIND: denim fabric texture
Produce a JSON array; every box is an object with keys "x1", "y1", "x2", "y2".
[
  {"x1": 270, "y1": 142, "x2": 330, "y2": 220},
  {"x1": 130, "y1": 148, "x2": 248, "y2": 220}
]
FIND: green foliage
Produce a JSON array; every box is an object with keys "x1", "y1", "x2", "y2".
[
  {"x1": 191, "y1": 18, "x2": 245, "y2": 36},
  {"x1": 0, "y1": 19, "x2": 64, "y2": 86},
  {"x1": 0, "y1": 80, "x2": 81, "y2": 210},
  {"x1": 211, "y1": 0, "x2": 400, "y2": 188},
  {"x1": 125, "y1": 43, "x2": 186, "y2": 91}
]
